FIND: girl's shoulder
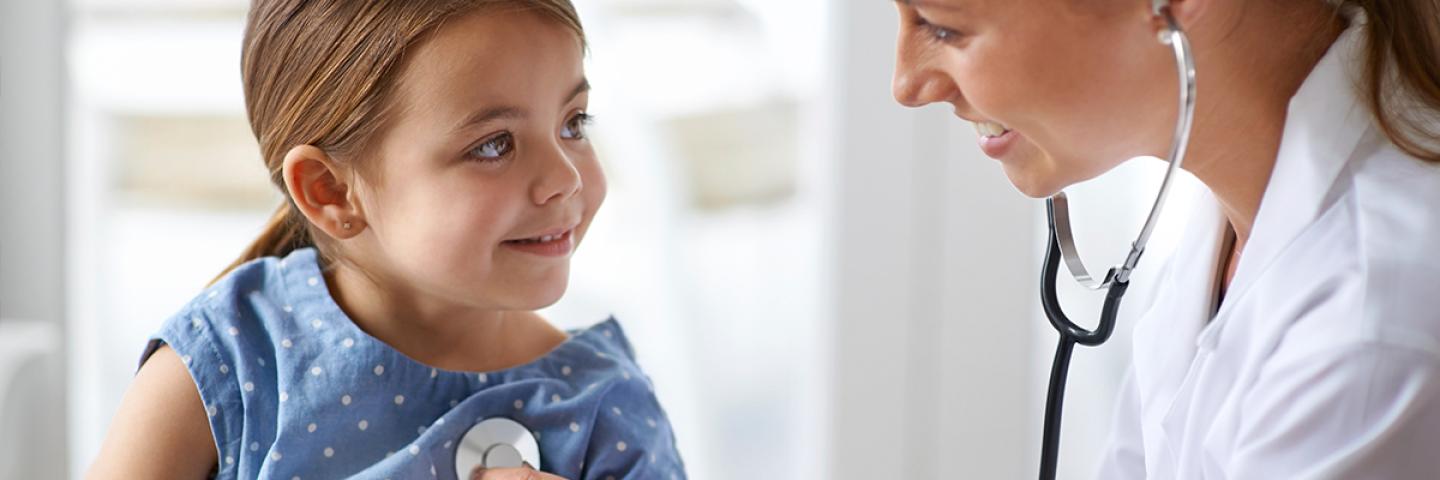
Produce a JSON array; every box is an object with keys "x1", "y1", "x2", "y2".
[
  {"x1": 141, "y1": 247, "x2": 326, "y2": 368},
  {"x1": 134, "y1": 250, "x2": 324, "y2": 478}
]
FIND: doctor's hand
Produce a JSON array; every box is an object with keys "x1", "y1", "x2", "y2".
[{"x1": 469, "y1": 465, "x2": 568, "y2": 480}]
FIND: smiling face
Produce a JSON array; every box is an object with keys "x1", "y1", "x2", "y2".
[
  {"x1": 346, "y1": 7, "x2": 604, "y2": 311},
  {"x1": 892, "y1": 0, "x2": 1178, "y2": 197}
]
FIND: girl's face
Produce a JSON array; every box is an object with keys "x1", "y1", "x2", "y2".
[
  {"x1": 892, "y1": 0, "x2": 1177, "y2": 197},
  {"x1": 351, "y1": 9, "x2": 603, "y2": 311}
]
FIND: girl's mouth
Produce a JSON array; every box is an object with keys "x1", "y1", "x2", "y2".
[{"x1": 501, "y1": 229, "x2": 575, "y2": 257}]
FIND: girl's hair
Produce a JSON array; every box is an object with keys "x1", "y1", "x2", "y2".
[
  {"x1": 215, "y1": 0, "x2": 585, "y2": 282},
  {"x1": 1340, "y1": 0, "x2": 1440, "y2": 163}
]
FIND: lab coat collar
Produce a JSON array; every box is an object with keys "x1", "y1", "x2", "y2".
[{"x1": 1204, "y1": 13, "x2": 1372, "y2": 336}]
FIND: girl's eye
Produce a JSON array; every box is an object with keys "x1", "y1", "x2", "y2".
[
  {"x1": 468, "y1": 133, "x2": 514, "y2": 162},
  {"x1": 561, "y1": 112, "x2": 594, "y2": 140}
]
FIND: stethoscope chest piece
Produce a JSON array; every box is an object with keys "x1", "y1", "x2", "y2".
[{"x1": 456, "y1": 417, "x2": 542, "y2": 476}]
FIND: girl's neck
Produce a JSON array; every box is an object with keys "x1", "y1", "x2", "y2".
[{"x1": 324, "y1": 262, "x2": 568, "y2": 372}]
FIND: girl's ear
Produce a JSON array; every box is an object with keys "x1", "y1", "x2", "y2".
[{"x1": 281, "y1": 145, "x2": 367, "y2": 240}]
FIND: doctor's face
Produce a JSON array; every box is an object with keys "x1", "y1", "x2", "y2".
[{"x1": 892, "y1": 0, "x2": 1178, "y2": 197}]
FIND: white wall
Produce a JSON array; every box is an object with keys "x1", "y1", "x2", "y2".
[
  {"x1": 0, "y1": 0, "x2": 70, "y2": 478},
  {"x1": 826, "y1": 2, "x2": 1040, "y2": 478},
  {"x1": 1, "y1": 0, "x2": 67, "y2": 339}
]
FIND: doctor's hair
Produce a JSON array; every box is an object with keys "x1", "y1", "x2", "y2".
[
  {"x1": 214, "y1": 0, "x2": 586, "y2": 283},
  {"x1": 1340, "y1": 0, "x2": 1440, "y2": 163}
]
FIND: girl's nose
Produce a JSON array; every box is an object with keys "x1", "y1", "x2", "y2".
[{"x1": 531, "y1": 143, "x2": 583, "y2": 206}]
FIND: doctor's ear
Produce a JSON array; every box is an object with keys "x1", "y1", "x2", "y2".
[
  {"x1": 1150, "y1": 0, "x2": 1209, "y2": 30},
  {"x1": 281, "y1": 145, "x2": 367, "y2": 240}
]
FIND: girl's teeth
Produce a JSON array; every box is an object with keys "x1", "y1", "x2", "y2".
[
  {"x1": 509, "y1": 232, "x2": 567, "y2": 244},
  {"x1": 975, "y1": 121, "x2": 1010, "y2": 138}
]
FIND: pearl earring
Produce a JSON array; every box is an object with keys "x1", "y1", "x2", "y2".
[{"x1": 342, "y1": 221, "x2": 353, "y2": 230}]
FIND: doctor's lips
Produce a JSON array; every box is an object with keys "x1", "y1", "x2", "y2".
[
  {"x1": 502, "y1": 225, "x2": 578, "y2": 257},
  {"x1": 974, "y1": 120, "x2": 1018, "y2": 159}
]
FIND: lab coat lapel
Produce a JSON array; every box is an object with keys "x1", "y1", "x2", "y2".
[{"x1": 1131, "y1": 188, "x2": 1230, "y2": 470}]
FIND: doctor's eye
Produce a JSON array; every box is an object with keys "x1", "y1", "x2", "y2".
[
  {"x1": 561, "y1": 112, "x2": 594, "y2": 140},
  {"x1": 913, "y1": 16, "x2": 963, "y2": 44},
  {"x1": 467, "y1": 132, "x2": 514, "y2": 162},
  {"x1": 926, "y1": 24, "x2": 962, "y2": 43}
]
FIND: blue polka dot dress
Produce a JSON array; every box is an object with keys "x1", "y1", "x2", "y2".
[{"x1": 140, "y1": 247, "x2": 687, "y2": 480}]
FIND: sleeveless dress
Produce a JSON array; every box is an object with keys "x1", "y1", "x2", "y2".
[{"x1": 140, "y1": 247, "x2": 687, "y2": 480}]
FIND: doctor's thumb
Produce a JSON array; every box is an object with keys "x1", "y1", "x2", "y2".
[{"x1": 469, "y1": 465, "x2": 569, "y2": 480}]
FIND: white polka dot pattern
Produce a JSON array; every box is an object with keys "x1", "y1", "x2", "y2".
[{"x1": 147, "y1": 248, "x2": 686, "y2": 479}]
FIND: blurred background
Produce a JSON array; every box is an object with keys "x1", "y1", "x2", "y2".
[{"x1": 0, "y1": 0, "x2": 1201, "y2": 478}]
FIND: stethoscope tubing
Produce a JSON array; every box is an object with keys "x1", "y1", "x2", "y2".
[{"x1": 1039, "y1": 200, "x2": 1130, "y2": 480}]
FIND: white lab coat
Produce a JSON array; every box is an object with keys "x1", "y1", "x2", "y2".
[{"x1": 1096, "y1": 12, "x2": 1440, "y2": 480}]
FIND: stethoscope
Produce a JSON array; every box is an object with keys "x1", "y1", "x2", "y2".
[
  {"x1": 1037, "y1": 1, "x2": 1196, "y2": 479},
  {"x1": 445, "y1": 6, "x2": 1194, "y2": 480},
  {"x1": 455, "y1": 418, "x2": 543, "y2": 478}
]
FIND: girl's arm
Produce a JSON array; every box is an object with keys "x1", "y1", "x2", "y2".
[{"x1": 86, "y1": 345, "x2": 218, "y2": 479}]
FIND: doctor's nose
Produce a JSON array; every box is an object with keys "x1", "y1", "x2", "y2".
[
  {"x1": 892, "y1": 67, "x2": 961, "y2": 109},
  {"x1": 892, "y1": 45, "x2": 961, "y2": 108}
]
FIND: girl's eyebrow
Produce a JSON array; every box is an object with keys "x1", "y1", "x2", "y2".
[
  {"x1": 453, "y1": 106, "x2": 524, "y2": 133},
  {"x1": 451, "y1": 78, "x2": 591, "y2": 133},
  {"x1": 569, "y1": 78, "x2": 591, "y2": 102}
]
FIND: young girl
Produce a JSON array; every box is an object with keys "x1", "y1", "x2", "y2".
[{"x1": 87, "y1": 1, "x2": 686, "y2": 478}]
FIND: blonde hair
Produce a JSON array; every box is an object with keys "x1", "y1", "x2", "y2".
[
  {"x1": 1342, "y1": 0, "x2": 1440, "y2": 163},
  {"x1": 215, "y1": 0, "x2": 586, "y2": 283}
]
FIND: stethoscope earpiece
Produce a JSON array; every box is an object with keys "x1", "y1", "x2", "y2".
[{"x1": 1151, "y1": 0, "x2": 1172, "y2": 16}]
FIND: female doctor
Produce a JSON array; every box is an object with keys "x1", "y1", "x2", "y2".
[{"x1": 892, "y1": 0, "x2": 1440, "y2": 478}]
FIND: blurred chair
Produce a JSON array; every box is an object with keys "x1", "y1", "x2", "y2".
[{"x1": 0, "y1": 319, "x2": 64, "y2": 480}]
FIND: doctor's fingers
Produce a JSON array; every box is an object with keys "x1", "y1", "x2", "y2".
[{"x1": 469, "y1": 466, "x2": 568, "y2": 480}]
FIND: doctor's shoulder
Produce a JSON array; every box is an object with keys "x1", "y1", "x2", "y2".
[
  {"x1": 86, "y1": 255, "x2": 287, "y2": 479},
  {"x1": 1343, "y1": 132, "x2": 1440, "y2": 325},
  {"x1": 1283, "y1": 137, "x2": 1440, "y2": 339},
  {"x1": 1253, "y1": 132, "x2": 1440, "y2": 385},
  {"x1": 1218, "y1": 149, "x2": 1440, "y2": 475}
]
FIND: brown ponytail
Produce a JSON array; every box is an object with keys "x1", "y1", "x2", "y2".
[
  {"x1": 1344, "y1": 0, "x2": 1440, "y2": 163},
  {"x1": 211, "y1": 204, "x2": 312, "y2": 285},
  {"x1": 212, "y1": 0, "x2": 586, "y2": 283}
]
